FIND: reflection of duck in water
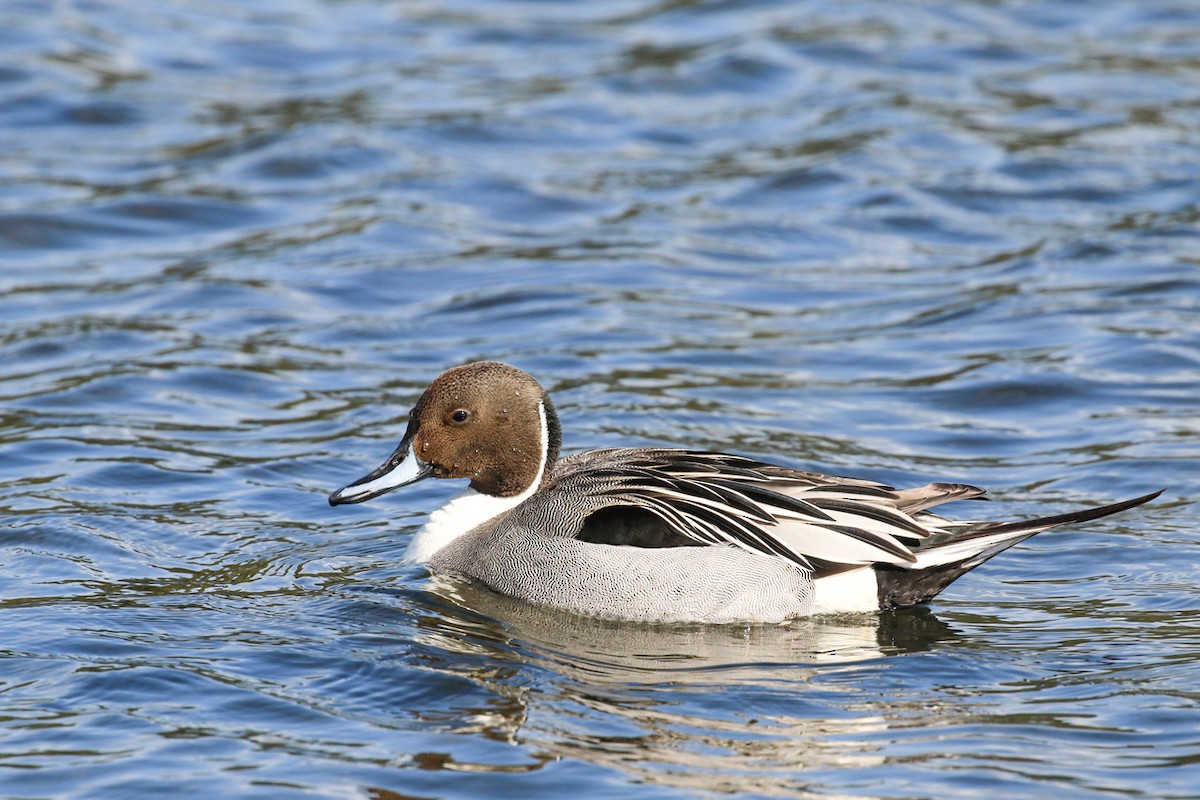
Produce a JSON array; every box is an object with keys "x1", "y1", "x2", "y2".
[
  {"x1": 405, "y1": 578, "x2": 959, "y2": 795},
  {"x1": 331, "y1": 362, "x2": 1160, "y2": 623}
]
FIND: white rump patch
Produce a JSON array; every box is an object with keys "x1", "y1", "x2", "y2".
[{"x1": 811, "y1": 567, "x2": 880, "y2": 614}]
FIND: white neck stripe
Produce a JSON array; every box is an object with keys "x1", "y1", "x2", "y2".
[{"x1": 529, "y1": 398, "x2": 549, "y2": 493}]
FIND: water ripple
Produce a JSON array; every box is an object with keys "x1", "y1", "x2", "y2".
[{"x1": 2, "y1": 0, "x2": 1199, "y2": 798}]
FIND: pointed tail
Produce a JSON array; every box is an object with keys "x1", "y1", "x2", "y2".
[
  {"x1": 965, "y1": 489, "x2": 1164, "y2": 539},
  {"x1": 877, "y1": 490, "x2": 1163, "y2": 610}
]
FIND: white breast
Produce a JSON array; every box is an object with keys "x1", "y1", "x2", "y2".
[{"x1": 403, "y1": 487, "x2": 530, "y2": 564}]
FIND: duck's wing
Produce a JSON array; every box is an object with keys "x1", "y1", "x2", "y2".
[{"x1": 559, "y1": 449, "x2": 984, "y2": 571}]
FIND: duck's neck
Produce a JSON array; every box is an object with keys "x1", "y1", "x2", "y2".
[
  {"x1": 468, "y1": 390, "x2": 561, "y2": 497},
  {"x1": 403, "y1": 399, "x2": 553, "y2": 564}
]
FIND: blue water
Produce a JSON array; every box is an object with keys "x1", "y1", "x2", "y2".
[{"x1": 2, "y1": 0, "x2": 1199, "y2": 797}]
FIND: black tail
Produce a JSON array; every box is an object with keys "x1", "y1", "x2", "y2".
[
  {"x1": 965, "y1": 489, "x2": 1163, "y2": 538},
  {"x1": 877, "y1": 490, "x2": 1163, "y2": 610}
]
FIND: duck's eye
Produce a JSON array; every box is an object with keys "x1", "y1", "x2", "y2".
[{"x1": 451, "y1": 409, "x2": 470, "y2": 423}]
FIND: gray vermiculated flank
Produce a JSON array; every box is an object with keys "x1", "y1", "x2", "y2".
[{"x1": 430, "y1": 527, "x2": 815, "y2": 624}]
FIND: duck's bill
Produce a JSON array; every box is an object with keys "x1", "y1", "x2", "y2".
[{"x1": 329, "y1": 443, "x2": 432, "y2": 506}]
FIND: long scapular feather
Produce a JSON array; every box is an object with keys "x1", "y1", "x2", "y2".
[
  {"x1": 806, "y1": 498, "x2": 932, "y2": 537},
  {"x1": 706, "y1": 478, "x2": 836, "y2": 521}
]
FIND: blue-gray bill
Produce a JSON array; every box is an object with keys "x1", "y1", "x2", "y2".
[{"x1": 329, "y1": 442, "x2": 432, "y2": 505}]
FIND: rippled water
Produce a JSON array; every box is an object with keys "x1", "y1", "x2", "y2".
[{"x1": 3, "y1": 0, "x2": 1199, "y2": 797}]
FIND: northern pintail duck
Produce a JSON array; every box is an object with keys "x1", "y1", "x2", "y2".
[{"x1": 329, "y1": 362, "x2": 1160, "y2": 623}]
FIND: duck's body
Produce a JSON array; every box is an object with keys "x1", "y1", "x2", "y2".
[{"x1": 330, "y1": 362, "x2": 1160, "y2": 623}]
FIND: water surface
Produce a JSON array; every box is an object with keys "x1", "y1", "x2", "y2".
[{"x1": 2, "y1": 0, "x2": 1199, "y2": 797}]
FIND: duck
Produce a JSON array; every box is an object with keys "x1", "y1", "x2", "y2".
[{"x1": 329, "y1": 361, "x2": 1161, "y2": 624}]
